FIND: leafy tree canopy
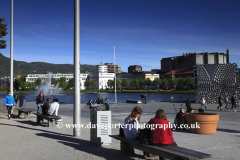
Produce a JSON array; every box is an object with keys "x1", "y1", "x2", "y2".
[{"x1": 0, "y1": 18, "x2": 8, "y2": 49}]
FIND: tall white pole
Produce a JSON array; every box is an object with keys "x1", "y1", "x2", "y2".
[
  {"x1": 114, "y1": 45, "x2": 117, "y2": 104},
  {"x1": 10, "y1": 0, "x2": 13, "y2": 95},
  {"x1": 73, "y1": 0, "x2": 81, "y2": 137}
]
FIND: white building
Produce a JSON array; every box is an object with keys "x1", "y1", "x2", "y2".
[
  {"x1": 97, "y1": 65, "x2": 107, "y2": 73},
  {"x1": 89, "y1": 73, "x2": 115, "y2": 90}
]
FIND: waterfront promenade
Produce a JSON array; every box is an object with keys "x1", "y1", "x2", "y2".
[{"x1": 0, "y1": 101, "x2": 239, "y2": 160}]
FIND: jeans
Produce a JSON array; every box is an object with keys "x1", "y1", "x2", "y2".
[
  {"x1": 141, "y1": 98, "x2": 144, "y2": 103},
  {"x1": 225, "y1": 102, "x2": 229, "y2": 110},
  {"x1": 20, "y1": 100, "x2": 24, "y2": 107},
  {"x1": 37, "y1": 104, "x2": 43, "y2": 113},
  {"x1": 6, "y1": 105, "x2": 13, "y2": 115}
]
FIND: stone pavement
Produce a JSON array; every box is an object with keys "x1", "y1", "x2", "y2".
[{"x1": 0, "y1": 100, "x2": 240, "y2": 160}]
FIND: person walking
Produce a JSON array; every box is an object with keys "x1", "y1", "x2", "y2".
[
  {"x1": 14, "y1": 92, "x2": 18, "y2": 107},
  {"x1": 231, "y1": 94, "x2": 237, "y2": 112},
  {"x1": 144, "y1": 93, "x2": 147, "y2": 104},
  {"x1": 171, "y1": 95, "x2": 174, "y2": 103},
  {"x1": 179, "y1": 96, "x2": 182, "y2": 103},
  {"x1": 4, "y1": 91, "x2": 15, "y2": 119},
  {"x1": 200, "y1": 96, "x2": 207, "y2": 110},
  {"x1": 36, "y1": 91, "x2": 45, "y2": 113},
  {"x1": 19, "y1": 93, "x2": 25, "y2": 108},
  {"x1": 224, "y1": 95, "x2": 230, "y2": 111},
  {"x1": 185, "y1": 98, "x2": 192, "y2": 113},
  {"x1": 217, "y1": 95, "x2": 223, "y2": 110},
  {"x1": 140, "y1": 93, "x2": 144, "y2": 103}
]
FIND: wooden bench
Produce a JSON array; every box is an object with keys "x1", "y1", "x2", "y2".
[
  {"x1": 33, "y1": 113, "x2": 60, "y2": 127},
  {"x1": 110, "y1": 135, "x2": 211, "y2": 160},
  {"x1": 16, "y1": 108, "x2": 33, "y2": 119}
]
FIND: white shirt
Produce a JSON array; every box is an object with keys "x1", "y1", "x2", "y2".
[
  {"x1": 123, "y1": 116, "x2": 139, "y2": 140},
  {"x1": 48, "y1": 102, "x2": 59, "y2": 116}
]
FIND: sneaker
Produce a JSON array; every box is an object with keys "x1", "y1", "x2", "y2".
[
  {"x1": 149, "y1": 154, "x2": 154, "y2": 157},
  {"x1": 234, "y1": 110, "x2": 237, "y2": 112},
  {"x1": 56, "y1": 119, "x2": 62, "y2": 122}
]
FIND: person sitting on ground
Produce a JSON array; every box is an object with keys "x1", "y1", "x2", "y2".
[
  {"x1": 198, "y1": 108, "x2": 204, "y2": 114},
  {"x1": 42, "y1": 98, "x2": 51, "y2": 115},
  {"x1": 144, "y1": 109, "x2": 177, "y2": 158},
  {"x1": 93, "y1": 99, "x2": 97, "y2": 104},
  {"x1": 123, "y1": 106, "x2": 142, "y2": 140},
  {"x1": 104, "y1": 98, "x2": 109, "y2": 104},
  {"x1": 100, "y1": 97, "x2": 103, "y2": 104}
]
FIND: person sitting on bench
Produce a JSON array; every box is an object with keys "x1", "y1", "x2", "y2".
[
  {"x1": 123, "y1": 106, "x2": 142, "y2": 140},
  {"x1": 145, "y1": 109, "x2": 177, "y2": 157},
  {"x1": 42, "y1": 98, "x2": 51, "y2": 115},
  {"x1": 47, "y1": 98, "x2": 62, "y2": 121}
]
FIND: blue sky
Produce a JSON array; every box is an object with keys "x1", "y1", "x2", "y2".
[{"x1": 0, "y1": 0, "x2": 240, "y2": 72}]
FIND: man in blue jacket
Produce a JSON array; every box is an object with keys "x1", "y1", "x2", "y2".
[{"x1": 4, "y1": 91, "x2": 15, "y2": 119}]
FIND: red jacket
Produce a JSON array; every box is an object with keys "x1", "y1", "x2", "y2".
[{"x1": 147, "y1": 118, "x2": 175, "y2": 144}]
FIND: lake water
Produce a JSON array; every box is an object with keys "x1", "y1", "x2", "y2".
[{"x1": 0, "y1": 93, "x2": 195, "y2": 104}]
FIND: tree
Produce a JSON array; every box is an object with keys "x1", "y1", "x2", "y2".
[
  {"x1": 0, "y1": 18, "x2": 8, "y2": 49},
  {"x1": 90, "y1": 80, "x2": 96, "y2": 89},
  {"x1": 130, "y1": 79, "x2": 139, "y2": 90},
  {"x1": 51, "y1": 78, "x2": 58, "y2": 86},
  {"x1": 139, "y1": 79, "x2": 145, "y2": 89},
  {"x1": 35, "y1": 78, "x2": 42, "y2": 86},
  {"x1": 107, "y1": 79, "x2": 113, "y2": 89},
  {"x1": 184, "y1": 76, "x2": 194, "y2": 90},
  {"x1": 173, "y1": 78, "x2": 178, "y2": 89},
  {"x1": 20, "y1": 81, "x2": 27, "y2": 90},
  {"x1": 168, "y1": 78, "x2": 174, "y2": 87},
  {"x1": 153, "y1": 78, "x2": 162, "y2": 89},
  {"x1": 121, "y1": 79, "x2": 129, "y2": 89},
  {"x1": 84, "y1": 80, "x2": 91, "y2": 90},
  {"x1": 145, "y1": 78, "x2": 152, "y2": 90},
  {"x1": 178, "y1": 77, "x2": 184, "y2": 86},
  {"x1": 67, "y1": 78, "x2": 74, "y2": 89},
  {"x1": 162, "y1": 78, "x2": 168, "y2": 89},
  {"x1": 59, "y1": 77, "x2": 67, "y2": 89},
  {"x1": 113, "y1": 79, "x2": 121, "y2": 89}
]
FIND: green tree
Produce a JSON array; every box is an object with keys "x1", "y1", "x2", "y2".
[
  {"x1": 130, "y1": 79, "x2": 139, "y2": 90},
  {"x1": 59, "y1": 77, "x2": 67, "y2": 89},
  {"x1": 153, "y1": 78, "x2": 162, "y2": 89},
  {"x1": 184, "y1": 76, "x2": 194, "y2": 90},
  {"x1": 168, "y1": 78, "x2": 174, "y2": 87},
  {"x1": 178, "y1": 77, "x2": 184, "y2": 86},
  {"x1": 51, "y1": 78, "x2": 58, "y2": 86},
  {"x1": 139, "y1": 79, "x2": 145, "y2": 89},
  {"x1": 0, "y1": 18, "x2": 8, "y2": 49},
  {"x1": 173, "y1": 78, "x2": 178, "y2": 89},
  {"x1": 145, "y1": 78, "x2": 152, "y2": 90},
  {"x1": 67, "y1": 78, "x2": 74, "y2": 89},
  {"x1": 121, "y1": 79, "x2": 129, "y2": 89},
  {"x1": 162, "y1": 78, "x2": 168, "y2": 89},
  {"x1": 84, "y1": 80, "x2": 91, "y2": 90},
  {"x1": 107, "y1": 79, "x2": 113, "y2": 89},
  {"x1": 35, "y1": 78, "x2": 42, "y2": 86},
  {"x1": 20, "y1": 81, "x2": 27, "y2": 91},
  {"x1": 90, "y1": 80, "x2": 96, "y2": 89}
]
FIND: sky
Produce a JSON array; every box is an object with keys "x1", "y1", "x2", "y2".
[{"x1": 0, "y1": 0, "x2": 240, "y2": 72}]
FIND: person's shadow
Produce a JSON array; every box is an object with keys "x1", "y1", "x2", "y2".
[{"x1": 0, "y1": 121, "x2": 144, "y2": 160}]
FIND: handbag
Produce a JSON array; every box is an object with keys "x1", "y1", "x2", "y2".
[{"x1": 119, "y1": 125, "x2": 125, "y2": 137}]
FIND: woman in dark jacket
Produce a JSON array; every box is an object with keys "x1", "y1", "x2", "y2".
[
  {"x1": 19, "y1": 93, "x2": 25, "y2": 107},
  {"x1": 36, "y1": 91, "x2": 44, "y2": 113}
]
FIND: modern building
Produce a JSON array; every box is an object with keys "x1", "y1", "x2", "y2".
[
  {"x1": 97, "y1": 65, "x2": 107, "y2": 73},
  {"x1": 104, "y1": 63, "x2": 121, "y2": 73},
  {"x1": 128, "y1": 65, "x2": 142, "y2": 73},
  {"x1": 161, "y1": 49, "x2": 230, "y2": 72},
  {"x1": 164, "y1": 68, "x2": 194, "y2": 78}
]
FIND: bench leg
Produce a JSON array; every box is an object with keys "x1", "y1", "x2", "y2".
[
  {"x1": 120, "y1": 142, "x2": 134, "y2": 155},
  {"x1": 37, "y1": 115, "x2": 42, "y2": 124},
  {"x1": 48, "y1": 120, "x2": 56, "y2": 127},
  {"x1": 18, "y1": 111, "x2": 22, "y2": 117}
]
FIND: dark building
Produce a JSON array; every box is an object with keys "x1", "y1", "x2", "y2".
[
  {"x1": 128, "y1": 65, "x2": 142, "y2": 73},
  {"x1": 161, "y1": 49, "x2": 230, "y2": 72}
]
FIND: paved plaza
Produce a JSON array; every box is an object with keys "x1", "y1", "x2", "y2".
[{"x1": 0, "y1": 100, "x2": 240, "y2": 160}]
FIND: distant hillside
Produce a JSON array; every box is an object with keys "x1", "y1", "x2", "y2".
[{"x1": 0, "y1": 53, "x2": 98, "y2": 77}]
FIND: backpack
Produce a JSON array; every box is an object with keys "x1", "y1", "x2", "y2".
[{"x1": 138, "y1": 128, "x2": 151, "y2": 145}]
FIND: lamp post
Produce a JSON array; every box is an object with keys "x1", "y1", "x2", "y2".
[
  {"x1": 10, "y1": 0, "x2": 13, "y2": 95},
  {"x1": 73, "y1": 0, "x2": 81, "y2": 137}
]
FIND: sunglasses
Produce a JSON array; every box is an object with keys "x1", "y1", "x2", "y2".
[{"x1": 137, "y1": 112, "x2": 141, "y2": 115}]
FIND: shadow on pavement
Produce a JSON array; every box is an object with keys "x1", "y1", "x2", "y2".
[
  {"x1": 217, "y1": 128, "x2": 240, "y2": 134},
  {"x1": 0, "y1": 122, "x2": 144, "y2": 160}
]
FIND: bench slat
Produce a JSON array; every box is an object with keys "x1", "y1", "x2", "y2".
[{"x1": 110, "y1": 135, "x2": 211, "y2": 160}]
